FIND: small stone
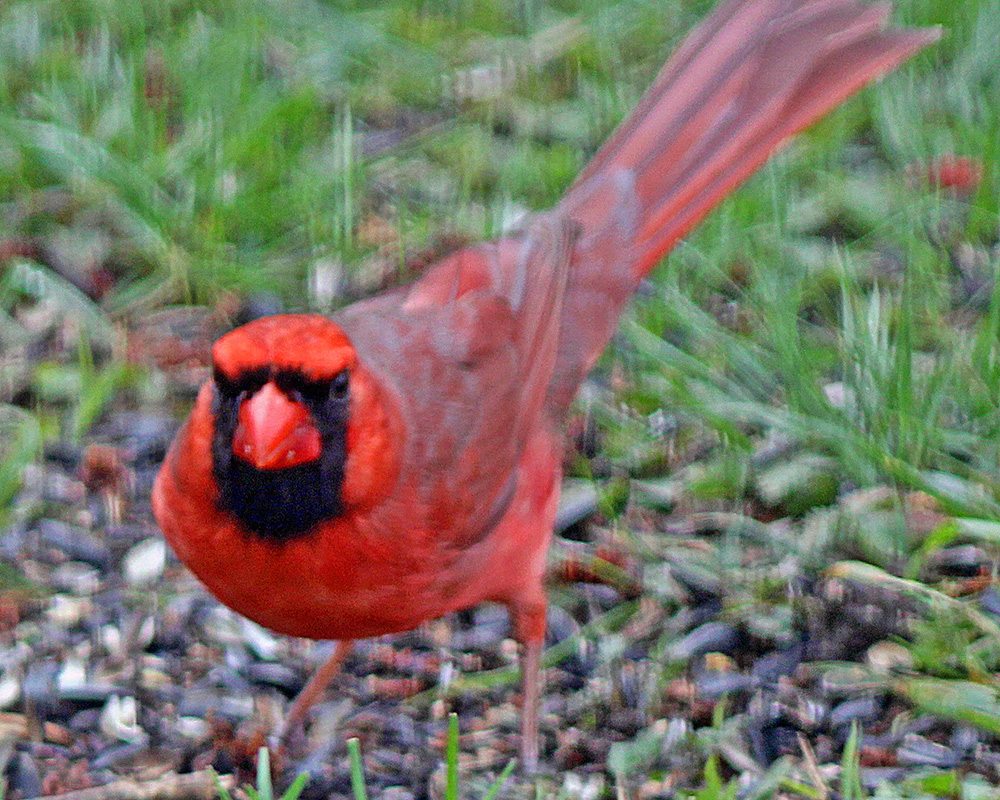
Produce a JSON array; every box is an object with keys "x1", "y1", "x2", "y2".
[
  {"x1": 667, "y1": 622, "x2": 740, "y2": 661},
  {"x1": 379, "y1": 789, "x2": 416, "y2": 800},
  {"x1": 201, "y1": 606, "x2": 243, "y2": 645},
  {"x1": 123, "y1": 538, "x2": 166, "y2": 587},
  {"x1": 60, "y1": 682, "x2": 116, "y2": 704},
  {"x1": 664, "y1": 717, "x2": 692, "y2": 750},
  {"x1": 866, "y1": 641, "x2": 913, "y2": 673},
  {"x1": 241, "y1": 618, "x2": 280, "y2": 661},
  {"x1": 755, "y1": 453, "x2": 839, "y2": 515},
  {"x1": 51, "y1": 562, "x2": 101, "y2": 595},
  {"x1": 499, "y1": 638, "x2": 519, "y2": 662},
  {"x1": 562, "y1": 772, "x2": 605, "y2": 800},
  {"x1": 38, "y1": 519, "x2": 109, "y2": 567},
  {"x1": 0, "y1": 670, "x2": 21, "y2": 709},
  {"x1": 703, "y1": 652, "x2": 736, "y2": 672},
  {"x1": 100, "y1": 625, "x2": 123, "y2": 658},
  {"x1": 9, "y1": 752, "x2": 43, "y2": 799},
  {"x1": 555, "y1": 480, "x2": 599, "y2": 532},
  {"x1": 980, "y1": 587, "x2": 1000, "y2": 616},
  {"x1": 133, "y1": 615, "x2": 156, "y2": 651},
  {"x1": 90, "y1": 741, "x2": 148, "y2": 771},
  {"x1": 639, "y1": 779, "x2": 672, "y2": 800},
  {"x1": 453, "y1": 604, "x2": 509, "y2": 649},
  {"x1": 828, "y1": 695, "x2": 882, "y2": 729},
  {"x1": 176, "y1": 716, "x2": 211, "y2": 740},
  {"x1": 244, "y1": 662, "x2": 301, "y2": 693},
  {"x1": 751, "y1": 644, "x2": 804, "y2": 682},
  {"x1": 695, "y1": 670, "x2": 754, "y2": 698},
  {"x1": 897, "y1": 733, "x2": 960, "y2": 768},
  {"x1": 42, "y1": 472, "x2": 87, "y2": 506},
  {"x1": 438, "y1": 660, "x2": 455, "y2": 689},
  {"x1": 57, "y1": 658, "x2": 86, "y2": 692},
  {"x1": 950, "y1": 725, "x2": 979, "y2": 753},
  {"x1": 177, "y1": 686, "x2": 254, "y2": 723},
  {"x1": 859, "y1": 767, "x2": 906, "y2": 791},
  {"x1": 99, "y1": 695, "x2": 146, "y2": 743},
  {"x1": 23, "y1": 660, "x2": 60, "y2": 717},
  {"x1": 45, "y1": 595, "x2": 91, "y2": 627},
  {"x1": 927, "y1": 545, "x2": 989, "y2": 578},
  {"x1": 138, "y1": 668, "x2": 171, "y2": 693},
  {"x1": 68, "y1": 707, "x2": 102, "y2": 732}
]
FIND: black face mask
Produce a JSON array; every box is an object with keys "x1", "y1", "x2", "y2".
[{"x1": 211, "y1": 368, "x2": 350, "y2": 542}]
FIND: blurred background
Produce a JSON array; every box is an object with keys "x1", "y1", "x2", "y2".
[{"x1": 0, "y1": 0, "x2": 999, "y2": 797}]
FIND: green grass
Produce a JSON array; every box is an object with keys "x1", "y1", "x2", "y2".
[
  {"x1": 347, "y1": 737, "x2": 369, "y2": 800},
  {"x1": 214, "y1": 747, "x2": 309, "y2": 800},
  {"x1": 347, "y1": 715, "x2": 515, "y2": 800}
]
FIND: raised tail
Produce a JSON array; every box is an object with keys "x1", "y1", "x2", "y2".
[{"x1": 545, "y1": 0, "x2": 938, "y2": 413}]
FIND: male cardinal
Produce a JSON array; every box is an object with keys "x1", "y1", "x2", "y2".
[{"x1": 153, "y1": 0, "x2": 936, "y2": 773}]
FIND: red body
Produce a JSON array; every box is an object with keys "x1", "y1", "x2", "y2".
[{"x1": 156, "y1": 366, "x2": 559, "y2": 643}]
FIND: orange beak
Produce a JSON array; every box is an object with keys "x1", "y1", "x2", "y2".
[{"x1": 232, "y1": 381, "x2": 322, "y2": 470}]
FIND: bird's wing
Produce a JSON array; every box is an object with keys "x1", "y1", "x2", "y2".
[{"x1": 337, "y1": 214, "x2": 574, "y2": 545}]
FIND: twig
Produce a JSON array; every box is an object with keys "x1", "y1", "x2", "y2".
[
  {"x1": 29, "y1": 770, "x2": 234, "y2": 800},
  {"x1": 797, "y1": 732, "x2": 829, "y2": 800}
]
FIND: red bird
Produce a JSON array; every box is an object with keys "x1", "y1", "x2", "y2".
[{"x1": 153, "y1": 0, "x2": 936, "y2": 772}]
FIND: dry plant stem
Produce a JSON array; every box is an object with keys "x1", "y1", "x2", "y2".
[
  {"x1": 520, "y1": 639, "x2": 543, "y2": 774},
  {"x1": 277, "y1": 639, "x2": 353, "y2": 743},
  {"x1": 36, "y1": 770, "x2": 232, "y2": 800},
  {"x1": 797, "y1": 732, "x2": 830, "y2": 800}
]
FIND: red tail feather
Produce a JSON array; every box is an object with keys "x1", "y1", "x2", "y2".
[{"x1": 542, "y1": 0, "x2": 937, "y2": 413}]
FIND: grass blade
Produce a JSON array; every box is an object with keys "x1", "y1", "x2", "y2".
[
  {"x1": 347, "y1": 737, "x2": 368, "y2": 800},
  {"x1": 446, "y1": 712, "x2": 459, "y2": 800}
]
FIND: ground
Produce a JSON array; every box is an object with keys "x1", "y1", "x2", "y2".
[{"x1": 1, "y1": 0, "x2": 999, "y2": 798}]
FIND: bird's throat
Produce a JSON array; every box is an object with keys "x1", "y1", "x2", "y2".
[{"x1": 213, "y1": 456, "x2": 345, "y2": 540}]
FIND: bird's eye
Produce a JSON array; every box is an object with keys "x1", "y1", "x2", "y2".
[
  {"x1": 331, "y1": 370, "x2": 349, "y2": 400},
  {"x1": 216, "y1": 367, "x2": 268, "y2": 399},
  {"x1": 214, "y1": 369, "x2": 236, "y2": 397}
]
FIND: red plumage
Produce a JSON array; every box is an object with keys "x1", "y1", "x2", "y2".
[{"x1": 153, "y1": 0, "x2": 937, "y2": 771}]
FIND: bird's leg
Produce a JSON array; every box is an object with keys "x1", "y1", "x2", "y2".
[
  {"x1": 276, "y1": 639, "x2": 353, "y2": 745},
  {"x1": 519, "y1": 637, "x2": 543, "y2": 774},
  {"x1": 512, "y1": 597, "x2": 547, "y2": 774}
]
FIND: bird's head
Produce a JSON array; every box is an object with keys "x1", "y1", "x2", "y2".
[{"x1": 208, "y1": 314, "x2": 397, "y2": 541}]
